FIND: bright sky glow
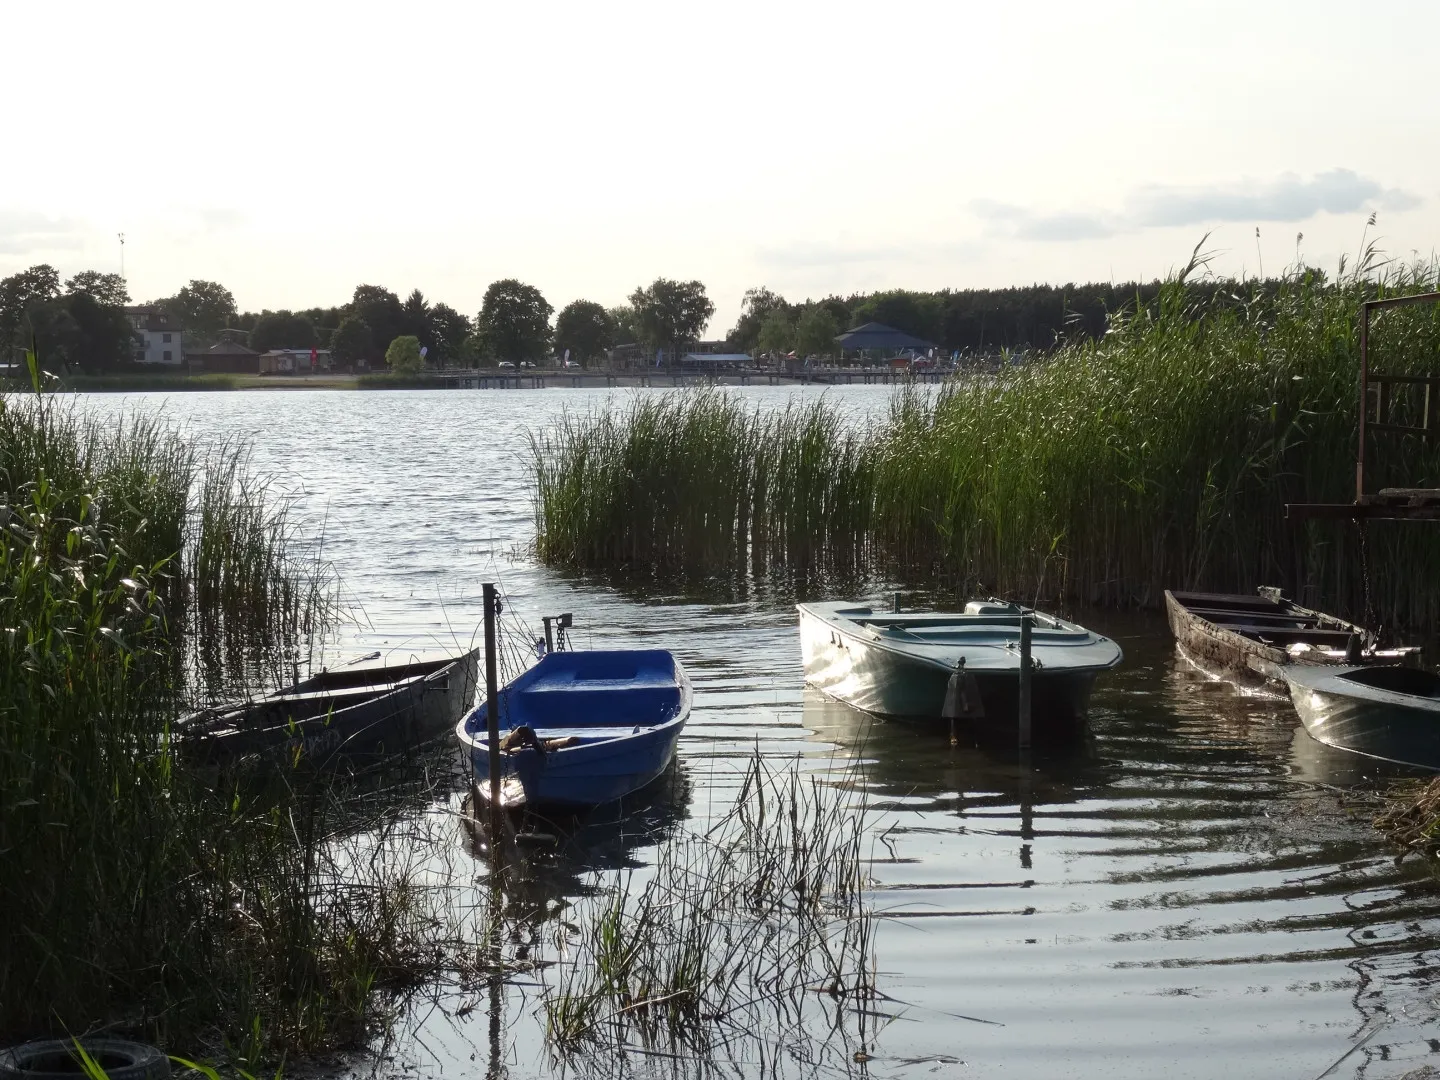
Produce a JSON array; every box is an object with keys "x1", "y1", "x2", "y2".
[{"x1": 5, "y1": 0, "x2": 1438, "y2": 333}]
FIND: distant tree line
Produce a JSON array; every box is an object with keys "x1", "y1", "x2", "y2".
[
  {"x1": 0, "y1": 265, "x2": 135, "y2": 371},
  {"x1": 2, "y1": 258, "x2": 1315, "y2": 376},
  {"x1": 724, "y1": 278, "x2": 1304, "y2": 357}
]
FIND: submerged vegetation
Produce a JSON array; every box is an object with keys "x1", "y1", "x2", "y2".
[
  {"x1": 0, "y1": 391, "x2": 480, "y2": 1058},
  {"x1": 533, "y1": 256, "x2": 1440, "y2": 631}
]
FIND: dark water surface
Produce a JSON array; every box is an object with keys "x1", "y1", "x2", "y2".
[{"x1": 88, "y1": 389, "x2": 1440, "y2": 1080}]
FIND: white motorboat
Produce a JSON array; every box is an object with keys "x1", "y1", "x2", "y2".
[{"x1": 796, "y1": 599, "x2": 1122, "y2": 728}]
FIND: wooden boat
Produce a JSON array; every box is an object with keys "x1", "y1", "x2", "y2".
[
  {"x1": 1164, "y1": 587, "x2": 1415, "y2": 684},
  {"x1": 796, "y1": 600, "x2": 1121, "y2": 728},
  {"x1": 457, "y1": 649, "x2": 692, "y2": 808},
  {"x1": 1283, "y1": 664, "x2": 1440, "y2": 769},
  {"x1": 177, "y1": 649, "x2": 480, "y2": 763}
]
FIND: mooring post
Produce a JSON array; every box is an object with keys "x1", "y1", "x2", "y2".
[
  {"x1": 1018, "y1": 613, "x2": 1032, "y2": 750},
  {"x1": 542, "y1": 615, "x2": 554, "y2": 654},
  {"x1": 482, "y1": 582, "x2": 503, "y2": 829},
  {"x1": 893, "y1": 592, "x2": 901, "y2": 614}
]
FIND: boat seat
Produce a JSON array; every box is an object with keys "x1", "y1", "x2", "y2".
[
  {"x1": 1180, "y1": 610, "x2": 1319, "y2": 624},
  {"x1": 1242, "y1": 628, "x2": 1359, "y2": 645},
  {"x1": 511, "y1": 685, "x2": 679, "y2": 728},
  {"x1": 505, "y1": 724, "x2": 651, "y2": 744}
]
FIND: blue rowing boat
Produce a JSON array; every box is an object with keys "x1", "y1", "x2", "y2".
[{"x1": 456, "y1": 649, "x2": 692, "y2": 808}]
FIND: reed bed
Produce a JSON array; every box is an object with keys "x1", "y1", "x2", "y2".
[
  {"x1": 541, "y1": 753, "x2": 877, "y2": 1071},
  {"x1": 533, "y1": 263, "x2": 1440, "y2": 631},
  {"x1": 532, "y1": 389, "x2": 872, "y2": 576},
  {"x1": 0, "y1": 391, "x2": 476, "y2": 1061}
]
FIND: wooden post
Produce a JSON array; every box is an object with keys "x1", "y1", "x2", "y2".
[
  {"x1": 893, "y1": 592, "x2": 901, "y2": 614},
  {"x1": 1018, "y1": 613, "x2": 1032, "y2": 750},
  {"x1": 483, "y1": 582, "x2": 502, "y2": 822}
]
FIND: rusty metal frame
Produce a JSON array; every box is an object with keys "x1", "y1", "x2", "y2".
[{"x1": 1287, "y1": 291, "x2": 1440, "y2": 521}]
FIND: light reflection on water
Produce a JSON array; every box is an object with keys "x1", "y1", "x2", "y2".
[{"x1": 85, "y1": 388, "x2": 1440, "y2": 1080}]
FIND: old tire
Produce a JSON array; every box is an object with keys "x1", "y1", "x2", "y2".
[{"x1": 0, "y1": 1039, "x2": 170, "y2": 1080}]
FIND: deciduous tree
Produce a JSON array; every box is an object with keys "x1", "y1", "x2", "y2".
[
  {"x1": 428, "y1": 303, "x2": 472, "y2": 363},
  {"x1": 629, "y1": 278, "x2": 714, "y2": 355},
  {"x1": 167, "y1": 279, "x2": 236, "y2": 342},
  {"x1": 250, "y1": 311, "x2": 317, "y2": 352},
  {"x1": 0, "y1": 264, "x2": 62, "y2": 341},
  {"x1": 757, "y1": 309, "x2": 794, "y2": 356},
  {"x1": 330, "y1": 316, "x2": 374, "y2": 367},
  {"x1": 65, "y1": 271, "x2": 130, "y2": 308},
  {"x1": 607, "y1": 304, "x2": 640, "y2": 344},
  {"x1": 554, "y1": 300, "x2": 615, "y2": 367},
  {"x1": 349, "y1": 285, "x2": 406, "y2": 355},
  {"x1": 385, "y1": 334, "x2": 423, "y2": 375},
  {"x1": 475, "y1": 279, "x2": 552, "y2": 363},
  {"x1": 728, "y1": 286, "x2": 789, "y2": 352},
  {"x1": 794, "y1": 305, "x2": 840, "y2": 358}
]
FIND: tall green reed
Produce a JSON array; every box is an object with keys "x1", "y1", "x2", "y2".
[
  {"x1": 0, "y1": 393, "x2": 466, "y2": 1060},
  {"x1": 532, "y1": 389, "x2": 871, "y2": 577},
  {"x1": 532, "y1": 264, "x2": 1440, "y2": 631}
]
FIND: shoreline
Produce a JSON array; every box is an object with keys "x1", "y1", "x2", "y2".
[{"x1": 15, "y1": 369, "x2": 940, "y2": 393}]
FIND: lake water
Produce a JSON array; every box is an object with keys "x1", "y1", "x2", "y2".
[{"x1": 88, "y1": 388, "x2": 1440, "y2": 1080}]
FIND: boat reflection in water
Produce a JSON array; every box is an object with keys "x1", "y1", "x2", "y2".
[
  {"x1": 799, "y1": 685, "x2": 1110, "y2": 847},
  {"x1": 459, "y1": 760, "x2": 694, "y2": 922},
  {"x1": 1286, "y1": 722, "x2": 1437, "y2": 790}
]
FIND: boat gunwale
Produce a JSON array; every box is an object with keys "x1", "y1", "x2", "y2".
[
  {"x1": 796, "y1": 601, "x2": 1123, "y2": 677},
  {"x1": 1283, "y1": 663, "x2": 1440, "y2": 710},
  {"x1": 180, "y1": 648, "x2": 479, "y2": 745},
  {"x1": 456, "y1": 652, "x2": 693, "y2": 760}
]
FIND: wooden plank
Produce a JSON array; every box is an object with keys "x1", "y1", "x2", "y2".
[
  {"x1": 1248, "y1": 628, "x2": 1358, "y2": 645},
  {"x1": 1287, "y1": 501, "x2": 1440, "y2": 520},
  {"x1": 1368, "y1": 422, "x2": 1433, "y2": 438},
  {"x1": 1375, "y1": 487, "x2": 1440, "y2": 500}
]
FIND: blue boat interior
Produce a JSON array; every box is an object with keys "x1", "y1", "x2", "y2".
[{"x1": 470, "y1": 650, "x2": 682, "y2": 746}]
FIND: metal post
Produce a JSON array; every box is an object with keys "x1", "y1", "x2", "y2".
[
  {"x1": 542, "y1": 616, "x2": 554, "y2": 654},
  {"x1": 1357, "y1": 302, "x2": 1370, "y2": 501},
  {"x1": 482, "y1": 583, "x2": 502, "y2": 817},
  {"x1": 1017, "y1": 613, "x2": 1032, "y2": 750},
  {"x1": 893, "y1": 592, "x2": 901, "y2": 614}
]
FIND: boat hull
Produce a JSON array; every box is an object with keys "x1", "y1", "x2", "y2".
[
  {"x1": 180, "y1": 649, "x2": 479, "y2": 763},
  {"x1": 459, "y1": 650, "x2": 692, "y2": 809},
  {"x1": 470, "y1": 721, "x2": 686, "y2": 808},
  {"x1": 1286, "y1": 666, "x2": 1440, "y2": 770},
  {"x1": 797, "y1": 603, "x2": 1110, "y2": 729},
  {"x1": 1164, "y1": 588, "x2": 1412, "y2": 686}
]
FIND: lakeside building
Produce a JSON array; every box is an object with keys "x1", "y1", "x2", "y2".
[
  {"x1": 607, "y1": 340, "x2": 735, "y2": 369},
  {"x1": 679, "y1": 352, "x2": 751, "y2": 369},
  {"x1": 186, "y1": 339, "x2": 261, "y2": 374},
  {"x1": 125, "y1": 306, "x2": 183, "y2": 366},
  {"x1": 258, "y1": 348, "x2": 332, "y2": 374}
]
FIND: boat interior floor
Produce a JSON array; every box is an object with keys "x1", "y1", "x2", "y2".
[{"x1": 1338, "y1": 667, "x2": 1440, "y2": 697}]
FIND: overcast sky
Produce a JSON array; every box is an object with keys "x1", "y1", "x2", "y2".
[{"x1": 5, "y1": 0, "x2": 1437, "y2": 334}]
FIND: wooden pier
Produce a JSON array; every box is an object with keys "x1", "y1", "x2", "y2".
[{"x1": 417, "y1": 367, "x2": 950, "y2": 390}]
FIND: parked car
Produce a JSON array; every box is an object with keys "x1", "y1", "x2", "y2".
[
  {"x1": 520, "y1": 361, "x2": 535, "y2": 369},
  {"x1": 498, "y1": 361, "x2": 515, "y2": 369}
]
